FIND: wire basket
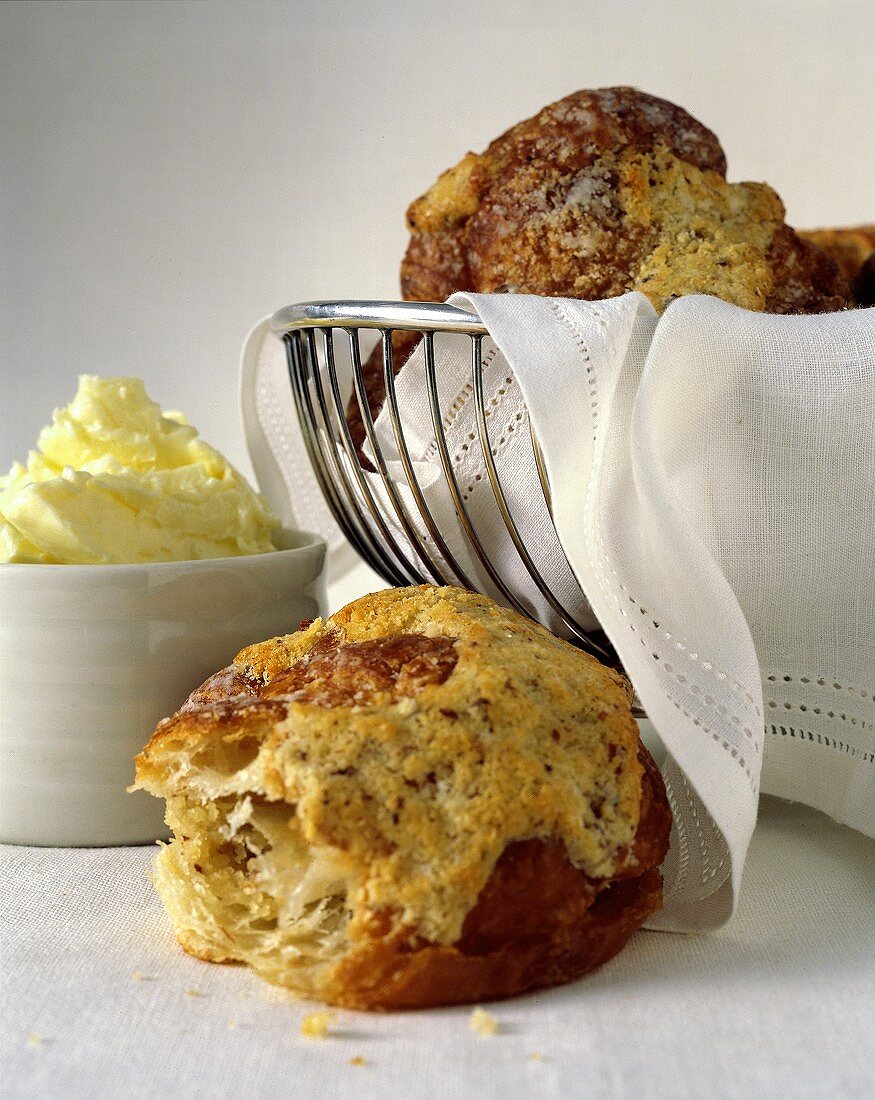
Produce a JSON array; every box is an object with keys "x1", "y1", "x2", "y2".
[{"x1": 269, "y1": 299, "x2": 619, "y2": 668}]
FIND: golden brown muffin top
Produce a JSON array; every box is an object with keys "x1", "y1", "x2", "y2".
[
  {"x1": 401, "y1": 86, "x2": 850, "y2": 314},
  {"x1": 134, "y1": 585, "x2": 645, "y2": 946}
]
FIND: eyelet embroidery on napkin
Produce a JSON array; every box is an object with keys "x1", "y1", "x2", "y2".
[
  {"x1": 579, "y1": 470, "x2": 757, "y2": 711},
  {"x1": 609, "y1": 563, "x2": 762, "y2": 801},
  {"x1": 679, "y1": 772, "x2": 728, "y2": 885},
  {"x1": 614, "y1": 583, "x2": 761, "y2": 714},
  {"x1": 638, "y1": 624, "x2": 759, "y2": 790},
  {"x1": 583, "y1": 535, "x2": 760, "y2": 790},
  {"x1": 445, "y1": 368, "x2": 523, "y2": 501},
  {"x1": 549, "y1": 299, "x2": 599, "y2": 442},
  {"x1": 664, "y1": 687, "x2": 756, "y2": 788},
  {"x1": 680, "y1": 772, "x2": 711, "y2": 884},
  {"x1": 461, "y1": 409, "x2": 527, "y2": 502},
  {"x1": 663, "y1": 766, "x2": 730, "y2": 895},
  {"x1": 554, "y1": 300, "x2": 761, "y2": 719},
  {"x1": 453, "y1": 430, "x2": 477, "y2": 465},
  {"x1": 763, "y1": 672, "x2": 871, "y2": 736},
  {"x1": 422, "y1": 347, "x2": 498, "y2": 466},
  {"x1": 767, "y1": 725, "x2": 875, "y2": 763},
  {"x1": 662, "y1": 778, "x2": 690, "y2": 887},
  {"x1": 588, "y1": 302, "x2": 611, "y2": 332},
  {"x1": 554, "y1": 296, "x2": 762, "y2": 808},
  {"x1": 765, "y1": 699, "x2": 869, "y2": 730},
  {"x1": 765, "y1": 673, "x2": 870, "y2": 699}
]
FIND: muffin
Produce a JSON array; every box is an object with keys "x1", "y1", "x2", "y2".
[
  {"x1": 133, "y1": 585, "x2": 671, "y2": 1010},
  {"x1": 348, "y1": 87, "x2": 851, "y2": 450},
  {"x1": 401, "y1": 87, "x2": 849, "y2": 314},
  {"x1": 798, "y1": 225, "x2": 875, "y2": 306}
]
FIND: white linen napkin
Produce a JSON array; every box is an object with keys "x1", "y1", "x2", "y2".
[{"x1": 240, "y1": 295, "x2": 875, "y2": 931}]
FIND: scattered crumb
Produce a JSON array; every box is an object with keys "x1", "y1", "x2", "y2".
[
  {"x1": 131, "y1": 971, "x2": 147, "y2": 982},
  {"x1": 528, "y1": 1052, "x2": 544, "y2": 1062},
  {"x1": 184, "y1": 988, "x2": 204, "y2": 998},
  {"x1": 348, "y1": 1056, "x2": 368, "y2": 1067},
  {"x1": 27, "y1": 1033, "x2": 43, "y2": 1049},
  {"x1": 469, "y1": 1007, "x2": 499, "y2": 1036},
  {"x1": 228, "y1": 1018, "x2": 238, "y2": 1030},
  {"x1": 300, "y1": 1011, "x2": 334, "y2": 1039}
]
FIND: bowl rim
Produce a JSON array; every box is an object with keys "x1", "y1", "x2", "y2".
[{"x1": 0, "y1": 526, "x2": 326, "y2": 574}]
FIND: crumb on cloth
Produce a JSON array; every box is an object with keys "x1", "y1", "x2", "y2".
[
  {"x1": 469, "y1": 1007, "x2": 499, "y2": 1036},
  {"x1": 300, "y1": 1011, "x2": 334, "y2": 1039}
]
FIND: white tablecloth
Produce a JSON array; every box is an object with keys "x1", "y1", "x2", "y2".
[{"x1": 2, "y1": 797, "x2": 873, "y2": 1100}]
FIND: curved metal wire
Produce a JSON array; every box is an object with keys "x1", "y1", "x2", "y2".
[
  {"x1": 317, "y1": 329, "x2": 416, "y2": 586},
  {"x1": 380, "y1": 333, "x2": 478, "y2": 591},
  {"x1": 344, "y1": 329, "x2": 446, "y2": 585},
  {"x1": 272, "y1": 299, "x2": 620, "y2": 667},
  {"x1": 471, "y1": 340, "x2": 615, "y2": 663},
  {"x1": 284, "y1": 332, "x2": 376, "y2": 570}
]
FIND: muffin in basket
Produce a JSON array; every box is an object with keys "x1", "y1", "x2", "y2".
[
  {"x1": 348, "y1": 85, "x2": 853, "y2": 450},
  {"x1": 401, "y1": 86, "x2": 849, "y2": 313},
  {"x1": 133, "y1": 585, "x2": 671, "y2": 1010},
  {"x1": 798, "y1": 225, "x2": 875, "y2": 306}
]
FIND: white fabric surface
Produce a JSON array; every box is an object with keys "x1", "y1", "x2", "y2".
[
  {"x1": 2, "y1": 799, "x2": 873, "y2": 1100},
  {"x1": 241, "y1": 295, "x2": 875, "y2": 932},
  {"x1": 241, "y1": 316, "x2": 362, "y2": 580}
]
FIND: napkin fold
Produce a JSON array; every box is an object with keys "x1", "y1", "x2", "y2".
[{"x1": 241, "y1": 294, "x2": 875, "y2": 930}]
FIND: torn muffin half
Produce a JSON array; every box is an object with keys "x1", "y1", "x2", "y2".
[{"x1": 133, "y1": 585, "x2": 671, "y2": 1010}]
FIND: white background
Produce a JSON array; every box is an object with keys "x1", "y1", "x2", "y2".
[{"x1": 2, "y1": 0, "x2": 874, "y2": 482}]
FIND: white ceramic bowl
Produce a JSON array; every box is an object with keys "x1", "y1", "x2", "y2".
[{"x1": 0, "y1": 529, "x2": 327, "y2": 846}]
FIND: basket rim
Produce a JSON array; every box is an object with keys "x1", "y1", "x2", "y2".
[{"x1": 270, "y1": 299, "x2": 487, "y2": 336}]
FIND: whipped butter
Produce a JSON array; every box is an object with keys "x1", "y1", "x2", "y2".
[{"x1": 0, "y1": 376, "x2": 280, "y2": 564}]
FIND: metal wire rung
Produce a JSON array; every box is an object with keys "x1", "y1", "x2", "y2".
[{"x1": 272, "y1": 300, "x2": 620, "y2": 669}]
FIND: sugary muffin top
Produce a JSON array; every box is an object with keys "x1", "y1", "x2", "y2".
[{"x1": 135, "y1": 585, "x2": 644, "y2": 945}]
